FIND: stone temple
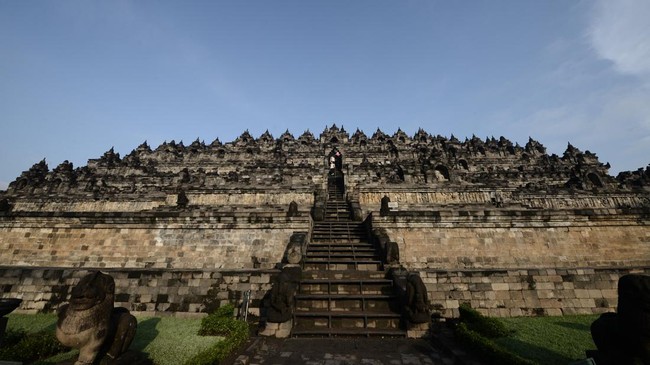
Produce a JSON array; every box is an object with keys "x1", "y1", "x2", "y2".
[{"x1": 0, "y1": 125, "x2": 649, "y2": 336}]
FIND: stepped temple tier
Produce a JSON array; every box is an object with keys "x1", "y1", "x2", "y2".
[{"x1": 1, "y1": 125, "x2": 649, "y2": 336}]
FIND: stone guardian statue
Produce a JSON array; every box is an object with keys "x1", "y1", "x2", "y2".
[{"x1": 56, "y1": 271, "x2": 138, "y2": 365}]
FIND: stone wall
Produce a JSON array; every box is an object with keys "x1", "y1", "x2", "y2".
[
  {"x1": 357, "y1": 188, "x2": 649, "y2": 212},
  {"x1": 4, "y1": 266, "x2": 649, "y2": 319},
  {"x1": 170, "y1": 192, "x2": 313, "y2": 207},
  {"x1": 0, "y1": 267, "x2": 277, "y2": 316},
  {"x1": 1, "y1": 126, "x2": 648, "y2": 319},
  {"x1": 10, "y1": 192, "x2": 313, "y2": 213},
  {"x1": 421, "y1": 267, "x2": 650, "y2": 318},
  {"x1": 0, "y1": 211, "x2": 310, "y2": 270},
  {"x1": 372, "y1": 209, "x2": 650, "y2": 270}
]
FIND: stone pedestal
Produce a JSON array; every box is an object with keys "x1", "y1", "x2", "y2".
[
  {"x1": 407, "y1": 321, "x2": 430, "y2": 338},
  {"x1": 259, "y1": 319, "x2": 293, "y2": 338}
]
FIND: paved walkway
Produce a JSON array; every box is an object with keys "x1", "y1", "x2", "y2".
[{"x1": 230, "y1": 337, "x2": 461, "y2": 365}]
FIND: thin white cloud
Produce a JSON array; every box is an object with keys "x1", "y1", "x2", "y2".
[{"x1": 589, "y1": 0, "x2": 650, "y2": 78}]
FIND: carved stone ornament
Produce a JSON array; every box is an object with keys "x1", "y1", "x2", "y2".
[{"x1": 56, "y1": 271, "x2": 140, "y2": 365}]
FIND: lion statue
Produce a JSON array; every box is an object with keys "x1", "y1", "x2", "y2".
[
  {"x1": 56, "y1": 271, "x2": 138, "y2": 365},
  {"x1": 405, "y1": 273, "x2": 430, "y2": 324}
]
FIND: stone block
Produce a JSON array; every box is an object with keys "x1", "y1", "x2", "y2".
[
  {"x1": 600, "y1": 289, "x2": 617, "y2": 299},
  {"x1": 470, "y1": 291, "x2": 485, "y2": 300},
  {"x1": 407, "y1": 322, "x2": 430, "y2": 338},
  {"x1": 275, "y1": 320, "x2": 293, "y2": 338},
  {"x1": 537, "y1": 290, "x2": 555, "y2": 299},
  {"x1": 448, "y1": 291, "x2": 468, "y2": 300},
  {"x1": 594, "y1": 280, "x2": 614, "y2": 290},
  {"x1": 579, "y1": 299, "x2": 595, "y2": 308},
  {"x1": 545, "y1": 308, "x2": 562, "y2": 316},
  {"x1": 588, "y1": 289, "x2": 602, "y2": 298},
  {"x1": 574, "y1": 289, "x2": 589, "y2": 298},
  {"x1": 430, "y1": 291, "x2": 446, "y2": 300},
  {"x1": 523, "y1": 295, "x2": 541, "y2": 308},
  {"x1": 259, "y1": 322, "x2": 279, "y2": 337},
  {"x1": 535, "y1": 282, "x2": 555, "y2": 290},
  {"x1": 444, "y1": 300, "x2": 459, "y2": 309}
]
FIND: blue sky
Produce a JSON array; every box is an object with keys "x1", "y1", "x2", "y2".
[{"x1": 1, "y1": 1, "x2": 649, "y2": 190}]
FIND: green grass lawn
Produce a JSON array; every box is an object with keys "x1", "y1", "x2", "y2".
[
  {"x1": 7, "y1": 312, "x2": 600, "y2": 365},
  {"x1": 495, "y1": 314, "x2": 600, "y2": 365},
  {"x1": 4, "y1": 313, "x2": 59, "y2": 333},
  {"x1": 5, "y1": 314, "x2": 221, "y2": 365},
  {"x1": 131, "y1": 316, "x2": 221, "y2": 365}
]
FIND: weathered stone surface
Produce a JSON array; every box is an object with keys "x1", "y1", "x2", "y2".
[
  {"x1": 266, "y1": 266, "x2": 301, "y2": 323},
  {"x1": 0, "y1": 126, "x2": 648, "y2": 317},
  {"x1": 56, "y1": 272, "x2": 138, "y2": 365}
]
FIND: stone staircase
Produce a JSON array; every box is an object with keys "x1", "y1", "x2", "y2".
[{"x1": 292, "y1": 175, "x2": 406, "y2": 337}]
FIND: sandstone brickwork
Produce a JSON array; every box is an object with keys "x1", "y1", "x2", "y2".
[
  {"x1": 0, "y1": 267, "x2": 273, "y2": 316},
  {"x1": 421, "y1": 267, "x2": 650, "y2": 318},
  {"x1": 0, "y1": 125, "x2": 648, "y2": 316}
]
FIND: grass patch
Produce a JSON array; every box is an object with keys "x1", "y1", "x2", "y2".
[
  {"x1": 5, "y1": 313, "x2": 58, "y2": 333},
  {"x1": 495, "y1": 315, "x2": 599, "y2": 365},
  {"x1": 453, "y1": 304, "x2": 534, "y2": 365},
  {"x1": 132, "y1": 316, "x2": 220, "y2": 365},
  {"x1": 4, "y1": 313, "x2": 222, "y2": 365},
  {"x1": 183, "y1": 304, "x2": 250, "y2": 365},
  {"x1": 452, "y1": 306, "x2": 600, "y2": 365},
  {"x1": 459, "y1": 303, "x2": 510, "y2": 338}
]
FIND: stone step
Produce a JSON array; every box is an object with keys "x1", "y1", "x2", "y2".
[
  {"x1": 312, "y1": 227, "x2": 363, "y2": 233},
  {"x1": 313, "y1": 221, "x2": 361, "y2": 226},
  {"x1": 293, "y1": 311, "x2": 403, "y2": 333},
  {"x1": 299, "y1": 279, "x2": 393, "y2": 295},
  {"x1": 311, "y1": 228, "x2": 366, "y2": 237},
  {"x1": 302, "y1": 270, "x2": 387, "y2": 280},
  {"x1": 311, "y1": 232, "x2": 364, "y2": 238},
  {"x1": 295, "y1": 294, "x2": 399, "y2": 312},
  {"x1": 308, "y1": 241, "x2": 374, "y2": 246},
  {"x1": 294, "y1": 310, "x2": 401, "y2": 319},
  {"x1": 311, "y1": 231, "x2": 365, "y2": 237},
  {"x1": 312, "y1": 229, "x2": 363, "y2": 234},
  {"x1": 311, "y1": 231, "x2": 365, "y2": 236},
  {"x1": 311, "y1": 230, "x2": 366, "y2": 236},
  {"x1": 305, "y1": 251, "x2": 379, "y2": 257},
  {"x1": 312, "y1": 226, "x2": 362, "y2": 230},
  {"x1": 324, "y1": 212, "x2": 348, "y2": 216},
  {"x1": 303, "y1": 260, "x2": 382, "y2": 271},
  {"x1": 324, "y1": 213, "x2": 350, "y2": 218},
  {"x1": 312, "y1": 226, "x2": 364, "y2": 232},
  {"x1": 291, "y1": 327, "x2": 407, "y2": 338},
  {"x1": 310, "y1": 237, "x2": 367, "y2": 243},
  {"x1": 312, "y1": 229, "x2": 366, "y2": 237},
  {"x1": 305, "y1": 253, "x2": 381, "y2": 261},
  {"x1": 307, "y1": 247, "x2": 376, "y2": 254}
]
